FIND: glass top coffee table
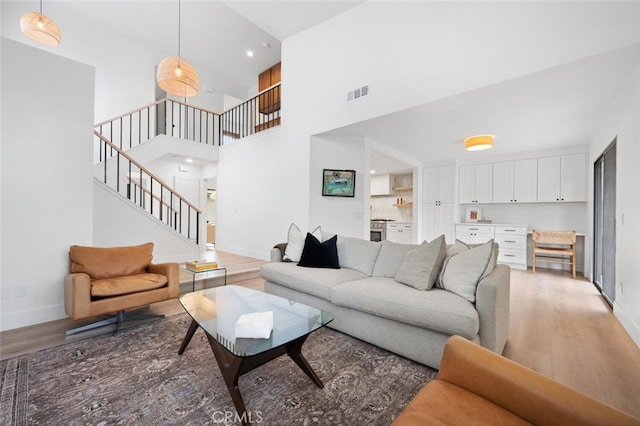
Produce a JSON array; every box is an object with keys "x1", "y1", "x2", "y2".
[{"x1": 178, "y1": 285, "x2": 334, "y2": 425}]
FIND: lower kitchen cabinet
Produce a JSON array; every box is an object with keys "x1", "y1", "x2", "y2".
[
  {"x1": 387, "y1": 223, "x2": 413, "y2": 244},
  {"x1": 455, "y1": 223, "x2": 528, "y2": 270}
]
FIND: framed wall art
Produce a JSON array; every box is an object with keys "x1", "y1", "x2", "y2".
[
  {"x1": 465, "y1": 207, "x2": 482, "y2": 223},
  {"x1": 322, "y1": 169, "x2": 356, "y2": 197}
]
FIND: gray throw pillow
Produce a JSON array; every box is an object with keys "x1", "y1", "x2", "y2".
[
  {"x1": 337, "y1": 236, "x2": 382, "y2": 276},
  {"x1": 372, "y1": 240, "x2": 418, "y2": 278},
  {"x1": 394, "y1": 235, "x2": 447, "y2": 290},
  {"x1": 438, "y1": 239, "x2": 495, "y2": 303}
]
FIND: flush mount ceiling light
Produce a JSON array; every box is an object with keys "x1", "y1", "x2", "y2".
[
  {"x1": 20, "y1": 0, "x2": 61, "y2": 47},
  {"x1": 464, "y1": 135, "x2": 494, "y2": 151},
  {"x1": 157, "y1": 0, "x2": 200, "y2": 97}
]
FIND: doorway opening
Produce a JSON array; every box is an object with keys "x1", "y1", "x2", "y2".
[
  {"x1": 593, "y1": 139, "x2": 616, "y2": 306},
  {"x1": 206, "y1": 189, "x2": 217, "y2": 249}
]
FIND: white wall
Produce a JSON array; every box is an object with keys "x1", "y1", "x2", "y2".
[
  {"x1": 1, "y1": 38, "x2": 95, "y2": 331},
  {"x1": 309, "y1": 136, "x2": 368, "y2": 239},
  {"x1": 93, "y1": 181, "x2": 198, "y2": 263},
  {"x1": 282, "y1": 2, "x2": 640, "y2": 138},
  {"x1": 216, "y1": 127, "x2": 309, "y2": 260},
  {"x1": 590, "y1": 61, "x2": 640, "y2": 346}
]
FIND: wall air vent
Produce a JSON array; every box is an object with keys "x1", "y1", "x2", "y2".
[{"x1": 347, "y1": 85, "x2": 369, "y2": 102}]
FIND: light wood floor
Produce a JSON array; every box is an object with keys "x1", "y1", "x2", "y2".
[{"x1": 1, "y1": 253, "x2": 639, "y2": 418}]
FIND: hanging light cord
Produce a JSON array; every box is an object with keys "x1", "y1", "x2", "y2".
[{"x1": 177, "y1": 0, "x2": 181, "y2": 58}]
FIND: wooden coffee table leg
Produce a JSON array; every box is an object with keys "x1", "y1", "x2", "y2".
[
  {"x1": 205, "y1": 334, "x2": 250, "y2": 425},
  {"x1": 286, "y1": 335, "x2": 324, "y2": 388},
  {"x1": 177, "y1": 319, "x2": 199, "y2": 355}
]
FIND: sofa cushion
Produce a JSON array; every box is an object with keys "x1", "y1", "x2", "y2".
[
  {"x1": 371, "y1": 240, "x2": 417, "y2": 278},
  {"x1": 336, "y1": 236, "x2": 382, "y2": 276},
  {"x1": 91, "y1": 273, "x2": 168, "y2": 297},
  {"x1": 394, "y1": 235, "x2": 447, "y2": 290},
  {"x1": 331, "y1": 277, "x2": 479, "y2": 338},
  {"x1": 283, "y1": 223, "x2": 322, "y2": 262},
  {"x1": 69, "y1": 242, "x2": 153, "y2": 279},
  {"x1": 439, "y1": 240, "x2": 495, "y2": 303},
  {"x1": 261, "y1": 262, "x2": 368, "y2": 301},
  {"x1": 298, "y1": 234, "x2": 340, "y2": 269}
]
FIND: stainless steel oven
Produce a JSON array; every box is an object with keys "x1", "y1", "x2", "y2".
[{"x1": 370, "y1": 219, "x2": 393, "y2": 241}]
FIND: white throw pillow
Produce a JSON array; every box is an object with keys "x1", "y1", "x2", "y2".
[
  {"x1": 438, "y1": 239, "x2": 495, "y2": 303},
  {"x1": 394, "y1": 235, "x2": 446, "y2": 290},
  {"x1": 283, "y1": 223, "x2": 322, "y2": 262}
]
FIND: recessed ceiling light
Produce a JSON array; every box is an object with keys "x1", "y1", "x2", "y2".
[
  {"x1": 186, "y1": 158, "x2": 193, "y2": 163},
  {"x1": 370, "y1": 170, "x2": 376, "y2": 174},
  {"x1": 246, "y1": 50, "x2": 254, "y2": 58}
]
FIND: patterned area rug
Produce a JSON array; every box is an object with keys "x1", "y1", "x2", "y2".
[{"x1": 1, "y1": 314, "x2": 436, "y2": 425}]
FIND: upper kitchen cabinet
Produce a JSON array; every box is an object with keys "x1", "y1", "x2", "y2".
[
  {"x1": 492, "y1": 159, "x2": 537, "y2": 203},
  {"x1": 371, "y1": 174, "x2": 394, "y2": 196},
  {"x1": 537, "y1": 153, "x2": 586, "y2": 202},
  {"x1": 458, "y1": 163, "x2": 492, "y2": 204},
  {"x1": 258, "y1": 62, "x2": 281, "y2": 115},
  {"x1": 423, "y1": 165, "x2": 455, "y2": 204}
]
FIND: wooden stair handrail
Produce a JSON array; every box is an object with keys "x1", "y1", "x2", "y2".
[{"x1": 94, "y1": 130, "x2": 201, "y2": 214}]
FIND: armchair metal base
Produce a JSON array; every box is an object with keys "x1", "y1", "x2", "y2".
[{"x1": 65, "y1": 307, "x2": 164, "y2": 336}]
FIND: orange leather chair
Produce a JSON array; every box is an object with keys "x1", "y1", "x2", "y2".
[
  {"x1": 64, "y1": 242, "x2": 179, "y2": 335},
  {"x1": 394, "y1": 335, "x2": 639, "y2": 426}
]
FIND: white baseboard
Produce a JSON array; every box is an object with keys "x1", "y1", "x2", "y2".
[
  {"x1": 1, "y1": 304, "x2": 66, "y2": 332},
  {"x1": 613, "y1": 302, "x2": 640, "y2": 349}
]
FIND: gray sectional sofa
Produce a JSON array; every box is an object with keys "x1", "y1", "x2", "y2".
[{"x1": 260, "y1": 234, "x2": 510, "y2": 369}]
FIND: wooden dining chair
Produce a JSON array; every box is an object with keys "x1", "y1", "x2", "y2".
[{"x1": 532, "y1": 230, "x2": 577, "y2": 278}]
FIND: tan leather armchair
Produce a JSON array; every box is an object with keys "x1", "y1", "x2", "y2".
[
  {"x1": 394, "y1": 335, "x2": 639, "y2": 426},
  {"x1": 64, "y1": 242, "x2": 179, "y2": 335}
]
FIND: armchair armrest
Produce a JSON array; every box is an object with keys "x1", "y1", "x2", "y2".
[
  {"x1": 64, "y1": 273, "x2": 92, "y2": 320},
  {"x1": 148, "y1": 262, "x2": 180, "y2": 298},
  {"x1": 438, "y1": 336, "x2": 639, "y2": 426}
]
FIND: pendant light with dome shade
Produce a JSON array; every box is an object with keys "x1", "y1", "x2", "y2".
[
  {"x1": 157, "y1": 0, "x2": 200, "y2": 98},
  {"x1": 464, "y1": 135, "x2": 494, "y2": 151},
  {"x1": 20, "y1": 0, "x2": 61, "y2": 47}
]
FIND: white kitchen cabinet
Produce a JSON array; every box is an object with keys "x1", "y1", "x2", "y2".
[
  {"x1": 537, "y1": 153, "x2": 586, "y2": 202},
  {"x1": 458, "y1": 163, "x2": 492, "y2": 204},
  {"x1": 455, "y1": 224, "x2": 494, "y2": 244},
  {"x1": 423, "y1": 165, "x2": 455, "y2": 204},
  {"x1": 492, "y1": 159, "x2": 537, "y2": 203},
  {"x1": 387, "y1": 223, "x2": 413, "y2": 244},
  {"x1": 423, "y1": 165, "x2": 455, "y2": 243},
  {"x1": 494, "y1": 225, "x2": 528, "y2": 270},
  {"x1": 455, "y1": 223, "x2": 529, "y2": 270},
  {"x1": 423, "y1": 203, "x2": 454, "y2": 243},
  {"x1": 371, "y1": 174, "x2": 393, "y2": 196}
]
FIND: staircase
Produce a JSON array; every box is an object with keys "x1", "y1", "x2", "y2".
[{"x1": 92, "y1": 84, "x2": 282, "y2": 247}]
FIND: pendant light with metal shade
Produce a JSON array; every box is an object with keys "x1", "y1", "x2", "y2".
[
  {"x1": 157, "y1": 0, "x2": 200, "y2": 98},
  {"x1": 20, "y1": 0, "x2": 61, "y2": 47}
]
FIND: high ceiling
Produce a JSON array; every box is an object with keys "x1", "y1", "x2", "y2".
[{"x1": 3, "y1": 1, "x2": 640, "y2": 174}]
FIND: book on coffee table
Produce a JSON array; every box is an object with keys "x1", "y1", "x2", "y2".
[{"x1": 185, "y1": 260, "x2": 219, "y2": 272}]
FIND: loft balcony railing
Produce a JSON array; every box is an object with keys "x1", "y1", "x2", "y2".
[
  {"x1": 94, "y1": 98, "x2": 221, "y2": 160},
  {"x1": 220, "y1": 83, "x2": 281, "y2": 142},
  {"x1": 94, "y1": 130, "x2": 201, "y2": 243}
]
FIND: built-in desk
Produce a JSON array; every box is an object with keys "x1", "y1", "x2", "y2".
[
  {"x1": 455, "y1": 223, "x2": 529, "y2": 270},
  {"x1": 454, "y1": 224, "x2": 589, "y2": 276}
]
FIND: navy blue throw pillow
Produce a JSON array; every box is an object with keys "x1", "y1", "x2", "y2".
[{"x1": 297, "y1": 233, "x2": 340, "y2": 269}]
